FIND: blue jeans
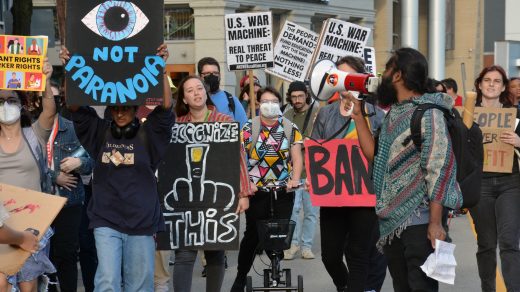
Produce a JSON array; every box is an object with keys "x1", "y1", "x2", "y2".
[
  {"x1": 470, "y1": 174, "x2": 520, "y2": 292},
  {"x1": 290, "y1": 179, "x2": 319, "y2": 249},
  {"x1": 93, "y1": 227, "x2": 155, "y2": 292}
]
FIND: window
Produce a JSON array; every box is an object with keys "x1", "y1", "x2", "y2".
[{"x1": 164, "y1": 6, "x2": 194, "y2": 40}]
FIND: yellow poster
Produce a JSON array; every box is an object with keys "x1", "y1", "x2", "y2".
[{"x1": 0, "y1": 35, "x2": 48, "y2": 92}]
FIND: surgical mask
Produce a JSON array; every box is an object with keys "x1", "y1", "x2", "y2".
[
  {"x1": 203, "y1": 74, "x2": 220, "y2": 93},
  {"x1": 0, "y1": 102, "x2": 21, "y2": 125},
  {"x1": 260, "y1": 102, "x2": 281, "y2": 119}
]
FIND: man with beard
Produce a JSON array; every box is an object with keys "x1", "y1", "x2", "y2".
[
  {"x1": 197, "y1": 57, "x2": 247, "y2": 128},
  {"x1": 351, "y1": 48, "x2": 463, "y2": 292},
  {"x1": 282, "y1": 81, "x2": 320, "y2": 260}
]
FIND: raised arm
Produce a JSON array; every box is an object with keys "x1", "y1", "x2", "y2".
[
  {"x1": 37, "y1": 58, "x2": 56, "y2": 129},
  {"x1": 156, "y1": 44, "x2": 172, "y2": 110}
]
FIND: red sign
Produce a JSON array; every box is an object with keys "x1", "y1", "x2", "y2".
[{"x1": 304, "y1": 139, "x2": 375, "y2": 207}]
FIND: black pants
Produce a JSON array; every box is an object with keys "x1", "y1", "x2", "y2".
[
  {"x1": 320, "y1": 207, "x2": 380, "y2": 292},
  {"x1": 79, "y1": 184, "x2": 97, "y2": 292},
  {"x1": 234, "y1": 189, "x2": 294, "y2": 282},
  {"x1": 383, "y1": 224, "x2": 438, "y2": 292},
  {"x1": 49, "y1": 204, "x2": 82, "y2": 292}
]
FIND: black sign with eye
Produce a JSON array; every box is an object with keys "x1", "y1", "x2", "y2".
[{"x1": 66, "y1": 0, "x2": 164, "y2": 106}]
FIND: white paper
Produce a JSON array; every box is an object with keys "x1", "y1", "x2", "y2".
[{"x1": 420, "y1": 239, "x2": 457, "y2": 285}]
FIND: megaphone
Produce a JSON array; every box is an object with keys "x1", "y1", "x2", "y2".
[{"x1": 309, "y1": 59, "x2": 380, "y2": 101}]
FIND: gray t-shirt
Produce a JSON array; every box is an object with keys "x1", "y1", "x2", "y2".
[{"x1": 0, "y1": 122, "x2": 51, "y2": 193}]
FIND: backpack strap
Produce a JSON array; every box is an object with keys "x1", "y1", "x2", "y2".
[
  {"x1": 224, "y1": 91, "x2": 236, "y2": 116},
  {"x1": 403, "y1": 103, "x2": 451, "y2": 149},
  {"x1": 248, "y1": 116, "x2": 294, "y2": 156}
]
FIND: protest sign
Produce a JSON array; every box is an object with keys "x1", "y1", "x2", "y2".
[
  {"x1": 0, "y1": 35, "x2": 48, "y2": 91},
  {"x1": 265, "y1": 21, "x2": 318, "y2": 82},
  {"x1": 458, "y1": 107, "x2": 517, "y2": 173},
  {"x1": 310, "y1": 19, "x2": 371, "y2": 67},
  {"x1": 65, "y1": 0, "x2": 165, "y2": 105},
  {"x1": 304, "y1": 139, "x2": 376, "y2": 207},
  {"x1": 469, "y1": 107, "x2": 517, "y2": 173},
  {"x1": 0, "y1": 183, "x2": 67, "y2": 275},
  {"x1": 225, "y1": 12, "x2": 273, "y2": 71},
  {"x1": 362, "y1": 46, "x2": 377, "y2": 75},
  {"x1": 157, "y1": 122, "x2": 241, "y2": 250}
]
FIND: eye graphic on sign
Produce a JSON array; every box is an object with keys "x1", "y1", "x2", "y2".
[{"x1": 82, "y1": 1, "x2": 149, "y2": 41}]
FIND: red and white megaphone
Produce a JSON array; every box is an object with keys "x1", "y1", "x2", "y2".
[{"x1": 309, "y1": 59, "x2": 380, "y2": 101}]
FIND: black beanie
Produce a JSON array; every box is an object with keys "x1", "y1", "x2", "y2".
[{"x1": 287, "y1": 81, "x2": 307, "y2": 94}]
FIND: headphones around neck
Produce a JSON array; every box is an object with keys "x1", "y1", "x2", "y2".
[{"x1": 110, "y1": 118, "x2": 140, "y2": 139}]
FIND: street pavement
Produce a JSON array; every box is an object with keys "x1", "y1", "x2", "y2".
[
  {"x1": 180, "y1": 214, "x2": 481, "y2": 291},
  {"x1": 76, "y1": 214, "x2": 483, "y2": 291}
]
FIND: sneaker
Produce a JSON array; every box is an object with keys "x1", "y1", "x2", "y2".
[
  {"x1": 201, "y1": 266, "x2": 207, "y2": 277},
  {"x1": 283, "y1": 244, "x2": 300, "y2": 260},
  {"x1": 154, "y1": 281, "x2": 170, "y2": 292},
  {"x1": 301, "y1": 248, "x2": 315, "y2": 259}
]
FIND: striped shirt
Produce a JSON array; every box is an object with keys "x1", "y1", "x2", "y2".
[{"x1": 176, "y1": 107, "x2": 252, "y2": 197}]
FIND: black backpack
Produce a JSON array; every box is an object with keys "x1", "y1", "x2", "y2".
[{"x1": 404, "y1": 103, "x2": 483, "y2": 209}]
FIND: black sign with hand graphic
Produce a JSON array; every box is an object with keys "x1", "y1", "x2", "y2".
[{"x1": 156, "y1": 122, "x2": 241, "y2": 250}]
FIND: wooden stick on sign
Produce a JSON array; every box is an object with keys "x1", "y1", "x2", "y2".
[{"x1": 248, "y1": 70, "x2": 256, "y2": 118}]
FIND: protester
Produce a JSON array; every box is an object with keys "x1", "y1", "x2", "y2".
[
  {"x1": 352, "y1": 48, "x2": 463, "y2": 291},
  {"x1": 0, "y1": 59, "x2": 57, "y2": 292},
  {"x1": 311, "y1": 56, "x2": 386, "y2": 292},
  {"x1": 197, "y1": 57, "x2": 247, "y2": 128},
  {"x1": 171, "y1": 75, "x2": 251, "y2": 292},
  {"x1": 442, "y1": 78, "x2": 463, "y2": 106},
  {"x1": 470, "y1": 65, "x2": 520, "y2": 292},
  {"x1": 509, "y1": 77, "x2": 520, "y2": 106},
  {"x1": 238, "y1": 75, "x2": 261, "y2": 116},
  {"x1": 433, "y1": 79, "x2": 447, "y2": 93},
  {"x1": 60, "y1": 44, "x2": 173, "y2": 292},
  {"x1": 230, "y1": 87, "x2": 303, "y2": 292},
  {"x1": 44, "y1": 84, "x2": 94, "y2": 292},
  {"x1": 282, "y1": 81, "x2": 320, "y2": 260}
]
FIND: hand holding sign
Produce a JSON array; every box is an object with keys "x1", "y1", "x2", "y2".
[{"x1": 500, "y1": 131, "x2": 520, "y2": 147}]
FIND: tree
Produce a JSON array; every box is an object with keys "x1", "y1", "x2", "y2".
[
  {"x1": 11, "y1": 0, "x2": 33, "y2": 35},
  {"x1": 56, "y1": 0, "x2": 67, "y2": 44}
]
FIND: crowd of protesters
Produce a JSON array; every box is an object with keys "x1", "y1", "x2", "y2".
[{"x1": 0, "y1": 32, "x2": 519, "y2": 292}]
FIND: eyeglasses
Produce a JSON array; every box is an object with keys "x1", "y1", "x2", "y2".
[
  {"x1": 260, "y1": 100, "x2": 279, "y2": 105},
  {"x1": 0, "y1": 97, "x2": 20, "y2": 106},
  {"x1": 482, "y1": 78, "x2": 503, "y2": 85},
  {"x1": 290, "y1": 94, "x2": 306, "y2": 100},
  {"x1": 200, "y1": 71, "x2": 220, "y2": 78}
]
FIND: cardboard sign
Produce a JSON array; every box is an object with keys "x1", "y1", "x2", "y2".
[
  {"x1": 265, "y1": 21, "x2": 318, "y2": 82},
  {"x1": 157, "y1": 122, "x2": 241, "y2": 250},
  {"x1": 0, "y1": 35, "x2": 48, "y2": 91},
  {"x1": 225, "y1": 12, "x2": 274, "y2": 71},
  {"x1": 362, "y1": 46, "x2": 377, "y2": 75},
  {"x1": 304, "y1": 139, "x2": 376, "y2": 207},
  {"x1": 0, "y1": 184, "x2": 66, "y2": 275},
  {"x1": 311, "y1": 19, "x2": 371, "y2": 64},
  {"x1": 470, "y1": 107, "x2": 517, "y2": 173},
  {"x1": 65, "y1": 0, "x2": 165, "y2": 105}
]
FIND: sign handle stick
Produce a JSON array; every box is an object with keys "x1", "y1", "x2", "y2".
[
  {"x1": 461, "y1": 62, "x2": 467, "y2": 105},
  {"x1": 248, "y1": 70, "x2": 256, "y2": 118}
]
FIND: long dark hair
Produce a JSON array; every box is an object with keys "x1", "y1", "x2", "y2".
[
  {"x1": 385, "y1": 47, "x2": 429, "y2": 94},
  {"x1": 474, "y1": 65, "x2": 512, "y2": 107},
  {"x1": 174, "y1": 75, "x2": 214, "y2": 117}
]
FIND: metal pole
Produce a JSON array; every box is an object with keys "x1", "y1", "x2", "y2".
[
  {"x1": 429, "y1": 0, "x2": 446, "y2": 80},
  {"x1": 401, "y1": 0, "x2": 419, "y2": 49}
]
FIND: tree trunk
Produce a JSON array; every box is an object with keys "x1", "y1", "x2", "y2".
[
  {"x1": 56, "y1": 0, "x2": 67, "y2": 44},
  {"x1": 11, "y1": 0, "x2": 33, "y2": 35}
]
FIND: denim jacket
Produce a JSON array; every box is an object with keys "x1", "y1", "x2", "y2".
[{"x1": 49, "y1": 115, "x2": 93, "y2": 206}]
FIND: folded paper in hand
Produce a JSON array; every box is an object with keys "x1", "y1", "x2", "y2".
[{"x1": 420, "y1": 239, "x2": 457, "y2": 285}]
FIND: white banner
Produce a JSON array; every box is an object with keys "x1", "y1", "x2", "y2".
[
  {"x1": 314, "y1": 19, "x2": 371, "y2": 62},
  {"x1": 265, "y1": 21, "x2": 319, "y2": 82},
  {"x1": 362, "y1": 46, "x2": 377, "y2": 75},
  {"x1": 225, "y1": 12, "x2": 274, "y2": 71}
]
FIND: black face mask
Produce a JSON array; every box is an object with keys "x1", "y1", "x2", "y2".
[
  {"x1": 375, "y1": 74, "x2": 398, "y2": 107},
  {"x1": 203, "y1": 74, "x2": 220, "y2": 93}
]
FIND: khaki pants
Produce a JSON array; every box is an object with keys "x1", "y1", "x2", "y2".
[{"x1": 154, "y1": 250, "x2": 171, "y2": 286}]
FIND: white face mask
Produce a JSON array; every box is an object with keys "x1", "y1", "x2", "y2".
[
  {"x1": 260, "y1": 102, "x2": 281, "y2": 119},
  {"x1": 0, "y1": 102, "x2": 21, "y2": 125}
]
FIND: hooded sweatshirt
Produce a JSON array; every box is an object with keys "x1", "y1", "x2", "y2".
[{"x1": 373, "y1": 92, "x2": 463, "y2": 245}]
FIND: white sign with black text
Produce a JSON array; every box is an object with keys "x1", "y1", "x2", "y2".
[
  {"x1": 362, "y1": 46, "x2": 377, "y2": 75},
  {"x1": 313, "y1": 19, "x2": 371, "y2": 63},
  {"x1": 265, "y1": 21, "x2": 319, "y2": 82},
  {"x1": 225, "y1": 12, "x2": 274, "y2": 71}
]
